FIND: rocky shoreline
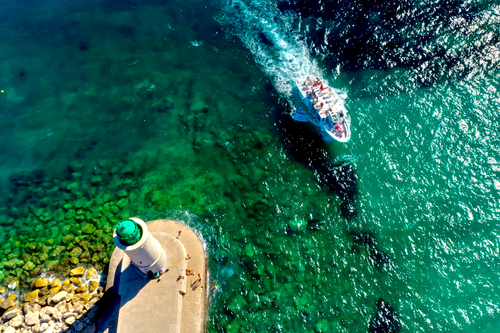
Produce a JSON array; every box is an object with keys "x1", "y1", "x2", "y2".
[{"x1": 0, "y1": 267, "x2": 104, "y2": 333}]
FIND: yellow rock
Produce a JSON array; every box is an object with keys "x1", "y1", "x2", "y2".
[
  {"x1": 0, "y1": 286, "x2": 6, "y2": 294},
  {"x1": 34, "y1": 277, "x2": 50, "y2": 288},
  {"x1": 69, "y1": 277, "x2": 83, "y2": 287},
  {"x1": 86, "y1": 268, "x2": 96, "y2": 280},
  {"x1": 24, "y1": 290, "x2": 40, "y2": 302},
  {"x1": 70, "y1": 267, "x2": 86, "y2": 277},
  {"x1": 62, "y1": 279, "x2": 71, "y2": 286},
  {"x1": 83, "y1": 293, "x2": 92, "y2": 302},
  {"x1": 50, "y1": 279, "x2": 61, "y2": 288},
  {"x1": 74, "y1": 285, "x2": 87, "y2": 293},
  {"x1": 7, "y1": 294, "x2": 16, "y2": 301},
  {"x1": 50, "y1": 286, "x2": 62, "y2": 294},
  {"x1": 88, "y1": 281, "x2": 99, "y2": 293}
]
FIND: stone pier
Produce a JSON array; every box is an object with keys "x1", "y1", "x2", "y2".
[{"x1": 98, "y1": 219, "x2": 207, "y2": 333}]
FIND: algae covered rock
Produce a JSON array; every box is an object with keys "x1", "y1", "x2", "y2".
[
  {"x1": 82, "y1": 223, "x2": 96, "y2": 234},
  {"x1": 22, "y1": 261, "x2": 36, "y2": 271},
  {"x1": 70, "y1": 267, "x2": 85, "y2": 277}
]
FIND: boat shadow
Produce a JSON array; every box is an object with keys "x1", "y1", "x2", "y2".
[{"x1": 276, "y1": 111, "x2": 358, "y2": 218}]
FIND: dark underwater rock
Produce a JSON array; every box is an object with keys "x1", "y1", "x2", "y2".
[
  {"x1": 350, "y1": 231, "x2": 391, "y2": 270},
  {"x1": 369, "y1": 299, "x2": 400, "y2": 333}
]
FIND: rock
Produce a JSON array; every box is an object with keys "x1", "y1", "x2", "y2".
[
  {"x1": 9, "y1": 314, "x2": 24, "y2": 328},
  {"x1": 84, "y1": 299, "x2": 99, "y2": 311},
  {"x1": 74, "y1": 286, "x2": 87, "y2": 294},
  {"x1": 64, "y1": 316, "x2": 76, "y2": 325},
  {"x1": 40, "y1": 314, "x2": 51, "y2": 323},
  {"x1": 85, "y1": 268, "x2": 96, "y2": 280},
  {"x1": 62, "y1": 312, "x2": 74, "y2": 320},
  {"x1": 39, "y1": 287, "x2": 50, "y2": 297},
  {"x1": 54, "y1": 300, "x2": 67, "y2": 314},
  {"x1": 23, "y1": 261, "x2": 36, "y2": 271},
  {"x1": 73, "y1": 320, "x2": 84, "y2": 332},
  {"x1": 51, "y1": 291, "x2": 67, "y2": 305},
  {"x1": 61, "y1": 284, "x2": 74, "y2": 293},
  {"x1": 70, "y1": 278, "x2": 83, "y2": 287},
  {"x1": 25, "y1": 311, "x2": 39, "y2": 326},
  {"x1": 2, "y1": 309, "x2": 22, "y2": 321},
  {"x1": 81, "y1": 223, "x2": 96, "y2": 234},
  {"x1": 34, "y1": 277, "x2": 50, "y2": 288},
  {"x1": 49, "y1": 279, "x2": 61, "y2": 288},
  {"x1": 70, "y1": 267, "x2": 85, "y2": 277},
  {"x1": 88, "y1": 281, "x2": 99, "y2": 293},
  {"x1": 69, "y1": 247, "x2": 83, "y2": 258},
  {"x1": 50, "y1": 309, "x2": 61, "y2": 322},
  {"x1": 23, "y1": 303, "x2": 32, "y2": 314},
  {"x1": 4, "y1": 327, "x2": 16, "y2": 333},
  {"x1": 0, "y1": 299, "x2": 13, "y2": 314},
  {"x1": 83, "y1": 293, "x2": 92, "y2": 302},
  {"x1": 44, "y1": 323, "x2": 56, "y2": 333},
  {"x1": 49, "y1": 286, "x2": 61, "y2": 294},
  {"x1": 81, "y1": 322, "x2": 96, "y2": 333},
  {"x1": 39, "y1": 322, "x2": 49, "y2": 331}
]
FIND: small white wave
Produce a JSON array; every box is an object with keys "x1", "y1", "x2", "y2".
[{"x1": 190, "y1": 40, "x2": 204, "y2": 47}]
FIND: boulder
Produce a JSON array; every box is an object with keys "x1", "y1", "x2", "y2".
[
  {"x1": 4, "y1": 327, "x2": 16, "y2": 333},
  {"x1": 62, "y1": 312, "x2": 74, "y2": 320},
  {"x1": 73, "y1": 320, "x2": 84, "y2": 332},
  {"x1": 0, "y1": 299, "x2": 13, "y2": 314},
  {"x1": 2, "y1": 308, "x2": 21, "y2": 321},
  {"x1": 25, "y1": 311, "x2": 39, "y2": 326},
  {"x1": 34, "y1": 277, "x2": 50, "y2": 288},
  {"x1": 64, "y1": 316, "x2": 76, "y2": 325},
  {"x1": 85, "y1": 268, "x2": 96, "y2": 280},
  {"x1": 70, "y1": 278, "x2": 83, "y2": 287},
  {"x1": 70, "y1": 267, "x2": 85, "y2": 277},
  {"x1": 54, "y1": 300, "x2": 67, "y2": 314},
  {"x1": 9, "y1": 314, "x2": 24, "y2": 328},
  {"x1": 51, "y1": 291, "x2": 67, "y2": 305},
  {"x1": 49, "y1": 279, "x2": 61, "y2": 288},
  {"x1": 40, "y1": 314, "x2": 51, "y2": 323},
  {"x1": 88, "y1": 281, "x2": 99, "y2": 293}
]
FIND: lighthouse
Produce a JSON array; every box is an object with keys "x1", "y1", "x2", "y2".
[{"x1": 113, "y1": 217, "x2": 168, "y2": 277}]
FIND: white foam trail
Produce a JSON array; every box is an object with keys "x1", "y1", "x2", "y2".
[{"x1": 217, "y1": 0, "x2": 321, "y2": 95}]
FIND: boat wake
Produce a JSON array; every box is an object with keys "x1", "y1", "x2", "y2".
[
  {"x1": 217, "y1": 0, "x2": 346, "y2": 100},
  {"x1": 218, "y1": 0, "x2": 318, "y2": 95}
]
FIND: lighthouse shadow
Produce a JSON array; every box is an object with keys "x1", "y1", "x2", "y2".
[
  {"x1": 116, "y1": 263, "x2": 150, "y2": 306},
  {"x1": 277, "y1": 113, "x2": 358, "y2": 218},
  {"x1": 95, "y1": 260, "x2": 149, "y2": 333}
]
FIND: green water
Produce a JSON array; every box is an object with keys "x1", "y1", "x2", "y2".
[{"x1": 1, "y1": 0, "x2": 500, "y2": 332}]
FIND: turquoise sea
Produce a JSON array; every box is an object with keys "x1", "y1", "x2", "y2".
[{"x1": 1, "y1": 0, "x2": 500, "y2": 332}]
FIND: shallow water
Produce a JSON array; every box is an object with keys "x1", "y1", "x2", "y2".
[{"x1": 1, "y1": 0, "x2": 500, "y2": 332}]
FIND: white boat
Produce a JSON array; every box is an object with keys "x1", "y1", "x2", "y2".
[{"x1": 291, "y1": 76, "x2": 351, "y2": 142}]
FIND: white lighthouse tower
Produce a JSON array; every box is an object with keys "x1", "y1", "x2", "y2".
[{"x1": 112, "y1": 217, "x2": 168, "y2": 277}]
